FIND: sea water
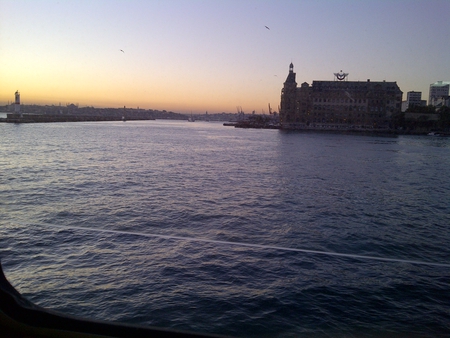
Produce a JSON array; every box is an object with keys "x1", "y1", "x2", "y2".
[{"x1": 0, "y1": 120, "x2": 449, "y2": 337}]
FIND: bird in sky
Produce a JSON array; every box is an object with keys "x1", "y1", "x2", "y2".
[
  {"x1": 120, "y1": 49, "x2": 124, "y2": 53},
  {"x1": 265, "y1": 26, "x2": 270, "y2": 30}
]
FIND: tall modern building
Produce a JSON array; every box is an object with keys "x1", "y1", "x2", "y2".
[
  {"x1": 429, "y1": 81, "x2": 450, "y2": 107},
  {"x1": 402, "y1": 91, "x2": 426, "y2": 112},
  {"x1": 279, "y1": 63, "x2": 403, "y2": 130}
]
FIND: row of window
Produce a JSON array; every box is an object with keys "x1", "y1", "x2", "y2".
[
  {"x1": 312, "y1": 106, "x2": 367, "y2": 112},
  {"x1": 295, "y1": 110, "x2": 386, "y2": 118},
  {"x1": 293, "y1": 118, "x2": 387, "y2": 124},
  {"x1": 312, "y1": 98, "x2": 395, "y2": 105},
  {"x1": 313, "y1": 98, "x2": 367, "y2": 103},
  {"x1": 283, "y1": 115, "x2": 389, "y2": 126},
  {"x1": 315, "y1": 113, "x2": 384, "y2": 118}
]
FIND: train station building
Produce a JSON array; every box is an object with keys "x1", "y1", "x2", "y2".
[{"x1": 279, "y1": 63, "x2": 403, "y2": 130}]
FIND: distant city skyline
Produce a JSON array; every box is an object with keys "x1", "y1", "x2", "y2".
[{"x1": 1, "y1": 0, "x2": 449, "y2": 114}]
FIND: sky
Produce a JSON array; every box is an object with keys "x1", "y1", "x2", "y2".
[{"x1": 1, "y1": 0, "x2": 449, "y2": 114}]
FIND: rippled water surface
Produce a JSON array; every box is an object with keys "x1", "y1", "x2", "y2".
[{"x1": 1, "y1": 120, "x2": 449, "y2": 337}]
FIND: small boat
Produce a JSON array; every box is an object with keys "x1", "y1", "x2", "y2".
[
  {"x1": 0, "y1": 261, "x2": 228, "y2": 338},
  {"x1": 427, "y1": 132, "x2": 440, "y2": 136}
]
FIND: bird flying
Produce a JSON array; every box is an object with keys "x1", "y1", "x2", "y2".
[
  {"x1": 120, "y1": 49, "x2": 124, "y2": 53},
  {"x1": 265, "y1": 26, "x2": 270, "y2": 30}
]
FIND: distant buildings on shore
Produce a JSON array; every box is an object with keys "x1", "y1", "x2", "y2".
[
  {"x1": 279, "y1": 63, "x2": 402, "y2": 130},
  {"x1": 4, "y1": 72, "x2": 450, "y2": 130},
  {"x1": 401, "y1": 83, "x2": 450, "y2": 112},
  {"x1": 0, "y1": 93, "x2": 241, "y2": 123}
]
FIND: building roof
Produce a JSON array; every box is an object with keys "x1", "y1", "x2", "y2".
[
  {"x1": 430, "y1": 81, "x2": 450, "y2": 87},
  {"x1": 310, "y1": 80, "x2": 401, "y2": 93}
]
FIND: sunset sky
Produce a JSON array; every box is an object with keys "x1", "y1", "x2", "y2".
[{"x1": 1, "y1": 0, "x2": 449, "y2": 114}]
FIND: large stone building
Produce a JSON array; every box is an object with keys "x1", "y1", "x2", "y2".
[{"x1": 279, "y1": 63, "x2": 403, "y2": 130}]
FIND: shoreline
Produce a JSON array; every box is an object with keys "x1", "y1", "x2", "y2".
[
  {"x1": 226, "y1": 122, "x2": 449, "y2": 136},
  {"x1": 0, "y1": 114, "x2": 155, "y2": 123},
  {"x1": 2, "y1": 116, "x2": 448, "y2": 137}
]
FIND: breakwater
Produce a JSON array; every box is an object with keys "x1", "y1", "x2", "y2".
[{"x1": 0, "y1": 113, "x2": 155, "y2": 123}]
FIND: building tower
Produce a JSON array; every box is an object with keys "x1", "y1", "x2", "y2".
[
  {"x1": 279, "y1": 63, "x2": 298, "y2": 124},
  {"x1": 14, "y1": 90, "x2": 20, "y2": 114}
]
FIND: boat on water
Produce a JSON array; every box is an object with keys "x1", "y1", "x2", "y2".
[{"x1": 0, "y1": 261, "x2": 228, "y2": 338}]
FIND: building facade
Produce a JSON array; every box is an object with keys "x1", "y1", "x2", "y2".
[
  {"x1": 429, "y1": 81, "x2": 450, "y2": 107},
  {"x1": 401, "y1": 91, "x2": 427, "y2": 112},
  {"x1": 280, "y1": 64, "x2": 403, "y2": 130}
]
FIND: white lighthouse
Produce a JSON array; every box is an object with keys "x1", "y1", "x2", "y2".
[{"x1": 14, "y1": 90, "x2": 21, "y2": 115}]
